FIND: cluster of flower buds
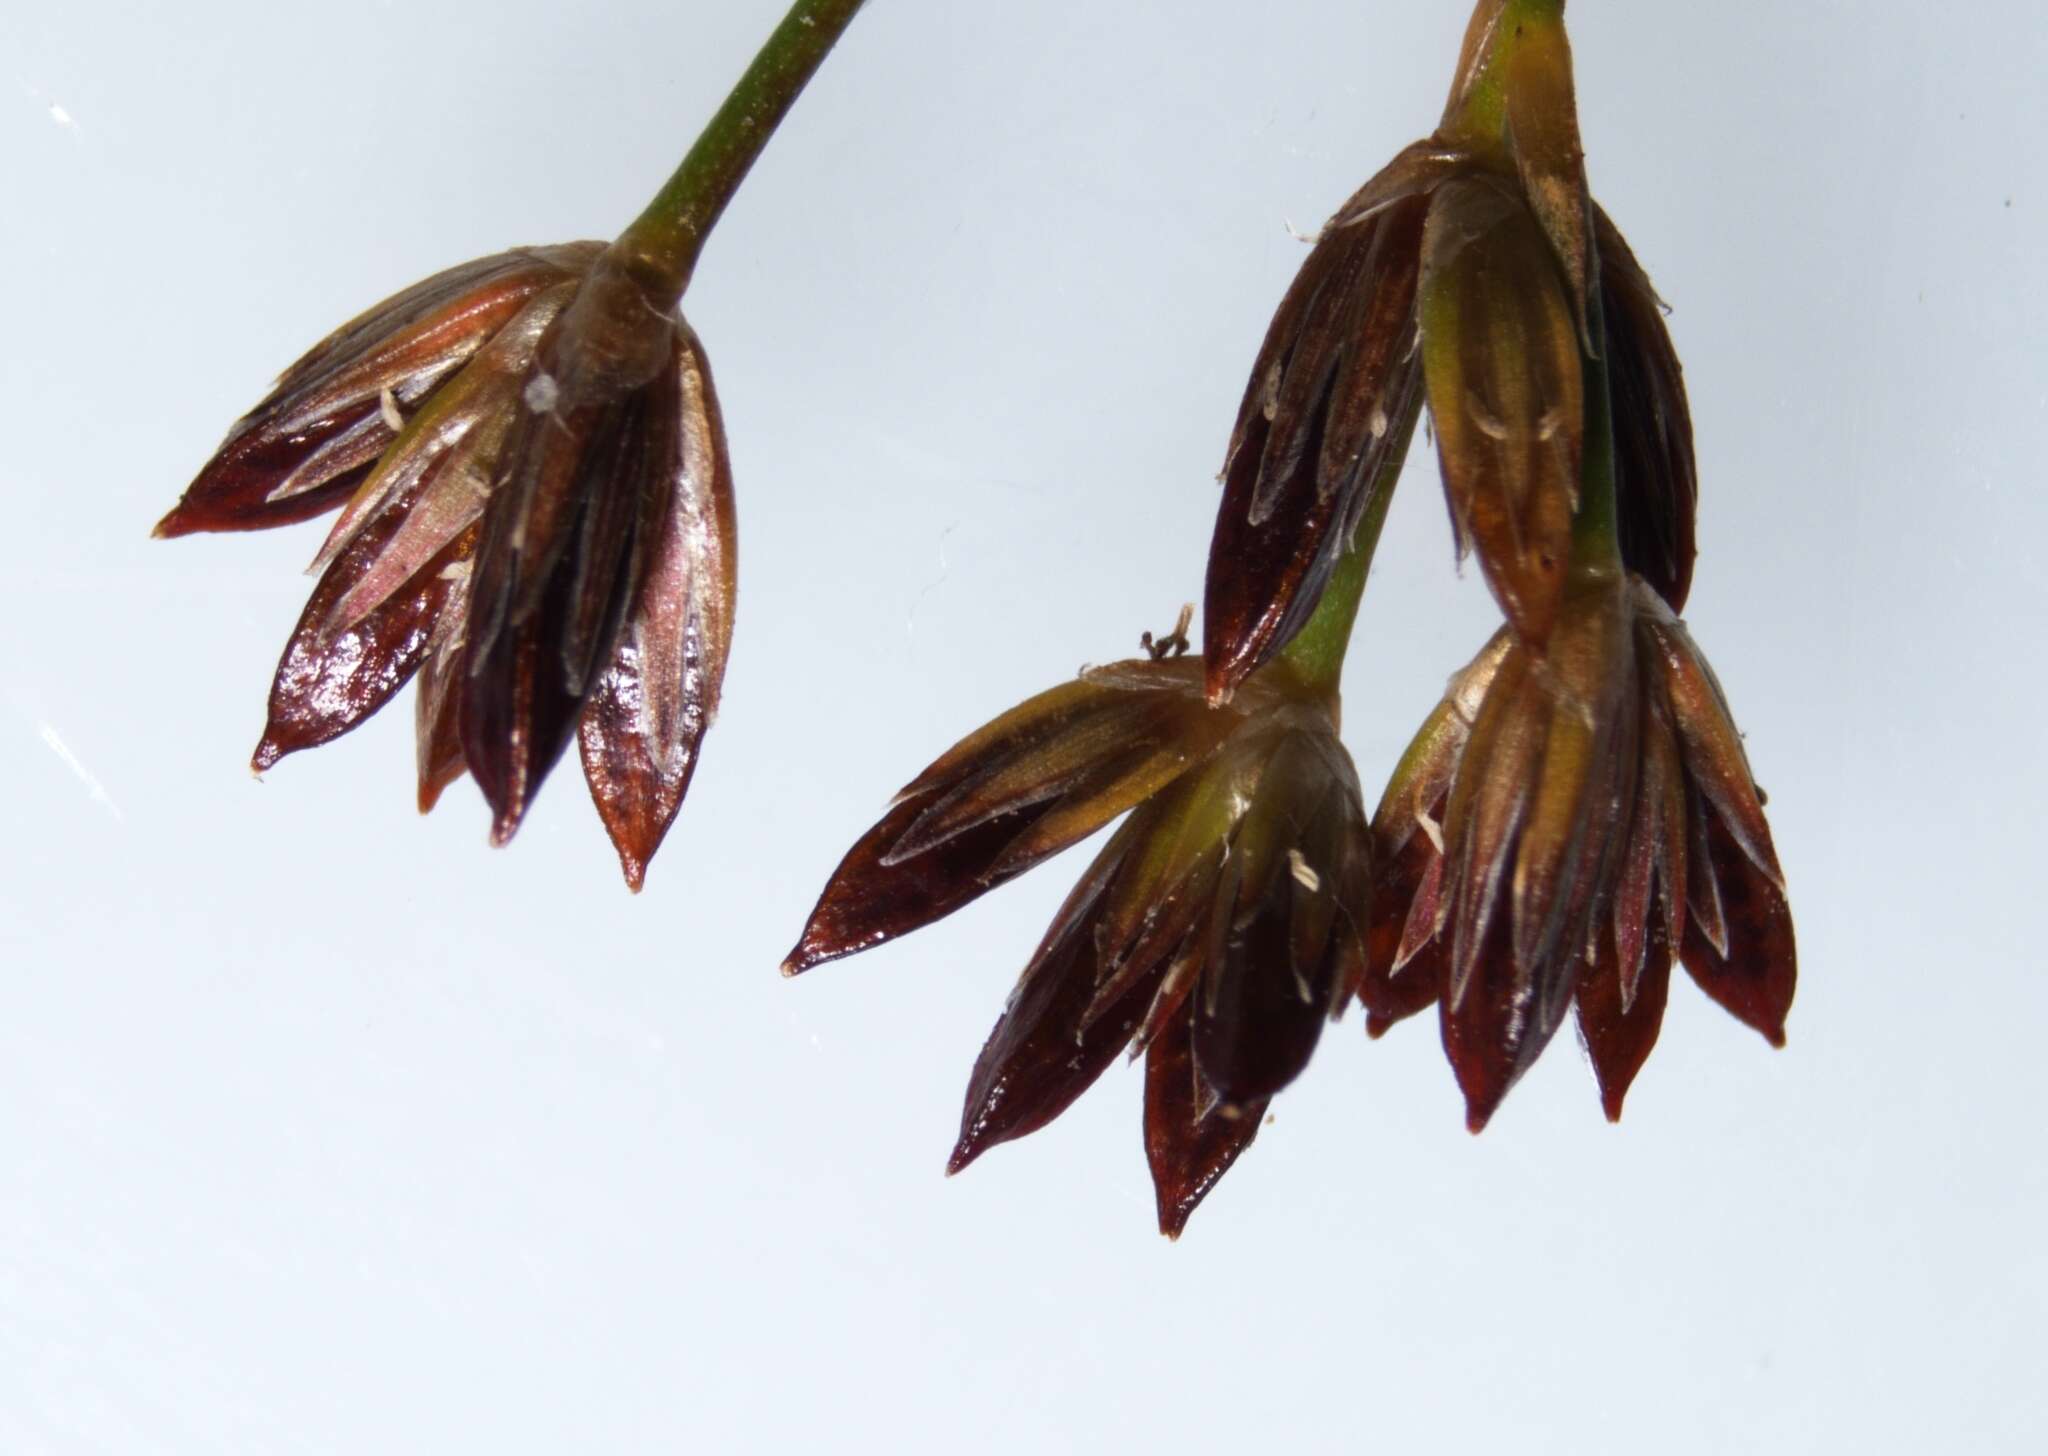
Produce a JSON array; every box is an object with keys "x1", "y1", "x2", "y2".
[
  {"x1": 791, "y1": 0, "x2": 1794, "y2": 1235},
  {"x1": 1362, "y1": 575, "x2": 1794, "y2": 1132},
  {"x1": 158, "y1": 0, "x2": 1793, "y2": 1237},
  {"x1": 158, "y1": 244, "x2": 734, "y2": 889},
  {"x1": 156, "y1": 0, "x2": 869, "y2": 889},
  {"x1": 785, "y1": 656, "x2": 1372, "y2": 1234}
]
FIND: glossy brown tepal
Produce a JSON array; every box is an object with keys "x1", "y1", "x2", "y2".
[
  {"x1": 156, "y1": 0, "x2": 867, "y2": 888},
  {"x1": 1596, "y1": 205, "x2": 1697, "y2": 611},
  {"x1": 1203, "y1": 196, "x2": 1424, "y2": 704}
]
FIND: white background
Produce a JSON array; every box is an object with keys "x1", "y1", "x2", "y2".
[{"x1": 5, "y1": 2, "x2": 2043, "y2": 1450}]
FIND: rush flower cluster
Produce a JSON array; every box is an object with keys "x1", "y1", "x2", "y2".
[
  {"x1": 788, "y1": 0, "x2": 1794, "y2": 1235},
  {"x1": 158, "y1": 244, "x2": 734, "y2": 888},
  {"x1": 157, "y1": 0, "x2": 868, "y2": 888}
]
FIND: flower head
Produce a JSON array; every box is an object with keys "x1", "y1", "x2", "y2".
[
  {"x1": 155, "y1": 0, "x2": 877, "y2": 887},
  {"x1": 786, "y1": 652, "x2": 1370, "y2": 1237},
  {"x1": 1362, "y1": 572, "x2": 1794, "y2": 1129},
  {"x1": 1203, "y1": 0, "x2": 1696, "y2": 702},
  {"x1": 157, "y1": 243, "x2": 736, "y2": 888}
]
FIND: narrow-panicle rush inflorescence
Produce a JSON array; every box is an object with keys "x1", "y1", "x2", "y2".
[{"x1": 789, "y1": 0, "x2": 1793, "y2": 1236}]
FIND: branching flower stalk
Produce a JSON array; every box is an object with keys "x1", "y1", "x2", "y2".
[
  {"x1": 789, "y1": 0, "x2": 1793, "y2": 1236},
  {"x1": 158, "y1": 0, "x2": 868, "y2": 889},
  {"x1": 1263, "y1": 400, "x2": 1418, "y2": 707}
]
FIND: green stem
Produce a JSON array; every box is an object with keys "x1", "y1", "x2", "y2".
[
  {"x1": 615, "y1": 0, "x2": 868, "y2": 301},
  {"x1": 1274, "y1": 395, "x2": 1423, "y2": 697}
]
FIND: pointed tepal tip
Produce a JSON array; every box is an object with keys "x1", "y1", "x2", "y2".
[
  {"x1": 946, "y1": 1128, "x2": 990, "y2": 1178},
  {"x1": 152, "y1": 503, "x2": 200, "y2": 539},
  {"x1": 1601, "y1": 1088, "x2": 1628, "y2": 1125},
  {"x1": 1365, "y1": 1011, "x2": 1393, "y2": 1040},
  {"x1": 250, "y1": 736, "x2": 285, "y2": 773},
  {"x1": 780, "y1": 933, "x2": 820, "y2": 978},
  {"x1": 484, "y1": 778, "x2": 536, "y2": 848},
  {"x1": 1155, "y1": 1192, "x2": 1195, "y2": 1241},
  {"x1": 598, "y1": 815, "x2": 661, "y2": 894},
  {"x1": 780, "y1": 916, "x2": 859, "y2": 978},
  {"x1": 1453, "y1": 1057, "x2": 1511, "y2": 1134}
]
